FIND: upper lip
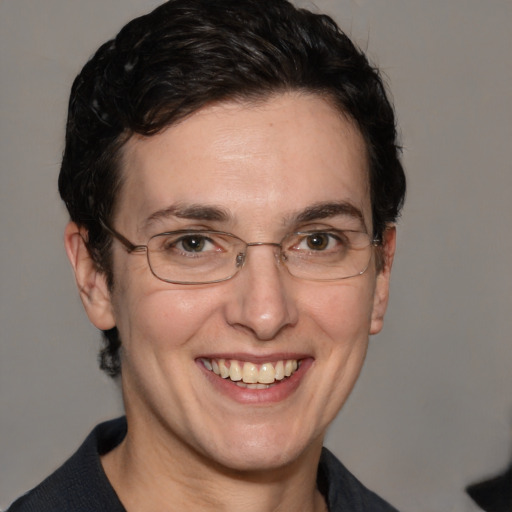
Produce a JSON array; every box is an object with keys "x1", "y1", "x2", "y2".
[{"x1": 197, "y1": 353, "x2": 311, "y2": 363}]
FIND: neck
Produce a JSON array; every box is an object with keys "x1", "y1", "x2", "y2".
[{"x1": 101, "y1": 417, "x2": 327, "y2": 512}]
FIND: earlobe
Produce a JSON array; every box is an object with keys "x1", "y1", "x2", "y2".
[
  {"x1": 64, "y1": 222, "x2": 116, "y2": 331},
  {"x1": 369, "y1": 226, "x2": 396, "y2": 335}
]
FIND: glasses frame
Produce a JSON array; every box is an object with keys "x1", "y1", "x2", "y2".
[{"x1": 100, "y1": 220, "x2": 381, "y2": 285}]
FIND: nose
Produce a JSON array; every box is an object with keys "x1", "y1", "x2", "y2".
[{"x1": 224, "y1": 244, "x2": 298, "y2": 340}]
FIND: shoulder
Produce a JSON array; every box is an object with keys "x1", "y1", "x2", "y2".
[
  {"x1": 7, "y1": 417, "x2": 127, "y2": 512},
  {"x1": 318, "y1": 447, "x2": 399, "y2": 512}
]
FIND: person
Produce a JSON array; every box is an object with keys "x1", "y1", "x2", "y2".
[{"x1": 7, "y1": 0, "x2": 405, "y2": 510}]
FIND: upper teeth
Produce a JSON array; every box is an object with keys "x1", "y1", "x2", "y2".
[{"x1": 201, "y1": 358, "x2": 299, "y2": 385}]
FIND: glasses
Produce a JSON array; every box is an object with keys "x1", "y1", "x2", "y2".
[{"x1": 101, "y1": 221, "x2": 380, "y2": 285}]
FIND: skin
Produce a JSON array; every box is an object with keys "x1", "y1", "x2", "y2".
[{"x1": 65, "y1": 92, "x2": 395, "y2": 511}]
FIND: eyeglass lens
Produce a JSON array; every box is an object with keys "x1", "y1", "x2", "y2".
[{"x1": 145, "y1": 230, "x2": 373, "y2": 284}]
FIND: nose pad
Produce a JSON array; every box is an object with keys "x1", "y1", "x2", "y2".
[
  {"x1": 236, "y1": 252, "x2": 246, "y2": 268},
  {"x1": 278, "y1": 251, "x2": 288, "y2": 264},
  {"x1": 236, "y1": 245, "x2": 283, "y2": 267}
]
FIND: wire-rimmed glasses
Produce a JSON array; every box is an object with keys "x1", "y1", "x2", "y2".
[{"x1": 101, "y1": 221, "x2": 380, "y2": 285}]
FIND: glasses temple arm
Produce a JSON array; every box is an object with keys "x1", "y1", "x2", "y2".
[{"x1": 99, "y1": 219, "x2": 146, "y2": 253}]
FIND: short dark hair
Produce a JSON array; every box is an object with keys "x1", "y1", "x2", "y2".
[{"x1": 59, "y1": 0, "x2": 406, "y2": 377}]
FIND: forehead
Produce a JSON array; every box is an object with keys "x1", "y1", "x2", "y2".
[{"x1": 116, "y1": 93, "x2": 371, "y2": 234}]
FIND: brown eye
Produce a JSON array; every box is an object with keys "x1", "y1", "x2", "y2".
[
  {"x1": 305, "y1": 233, "x2": 330, "y2": 250},
  {"x1": 180, "y1": 235, "x2": 206, "y2": 252}
]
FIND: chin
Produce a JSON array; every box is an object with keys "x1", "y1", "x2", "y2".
[
  {"x1": 197, "y1": 423, "x2": 322, "y2": 475},
  {"x1": 212, "y1": 448, "x2": 302, "y2": 475}
]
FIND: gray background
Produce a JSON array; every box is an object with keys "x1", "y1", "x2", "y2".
[{"x1": 1, "y1": 1, "x2": 511, "y2": 510}]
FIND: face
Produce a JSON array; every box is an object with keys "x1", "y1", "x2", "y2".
[{"x1": 70, "y1": 93, "x2": 394, "y2": 474}]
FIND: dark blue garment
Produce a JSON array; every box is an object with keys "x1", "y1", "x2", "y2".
[
  {"x1": 8, "y1": 418, "x2": 126, "y2": 512},
  {"x1": 8, "y1": 417, "x2": 398, "y2": 512}
]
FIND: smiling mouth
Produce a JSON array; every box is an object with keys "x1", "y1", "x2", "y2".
[{"x1": 199, "y1": 358, "x2": 301, "y2": 389}]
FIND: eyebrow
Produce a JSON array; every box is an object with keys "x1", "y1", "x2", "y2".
[
  {"x1": 142, "y1": 200, "x2": 365, "y2": 232},
  {"x1": 143, "y1": 203, "x2": 230, "y2": 230},
  {"x1": 292, "y1": 201, "x2": 365, "y2": 225}
]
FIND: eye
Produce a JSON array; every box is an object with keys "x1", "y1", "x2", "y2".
[
  {"x1": 151, "y1": 232, "x2": 221, "y2": 256},
  {"x1": 151, "y1": 230, "x2": 240, "y2": 260},
  {"x1": 305, "y1": 233, "x2": 329, "y2": 250},
  {"x1": 296, "y1": 232, "x2": 342, "y2": 252},
  {"x1": 174, "y1": 234, "x2": 217, "y2": 253},
  {"x1": 178, "y1": 234, "x2": 211, "y2": 252}
]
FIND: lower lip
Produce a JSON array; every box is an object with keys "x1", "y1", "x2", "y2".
[{"x1": 197, "y1": 358, "x2": 313, "y2": 405}]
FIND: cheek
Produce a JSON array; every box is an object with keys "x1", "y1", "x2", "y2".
[
  {"x1": 294, "y1": 281, "x2": 376, "y2": 429},
  {"x1": 113, "y1": 281, "x2": 224, "y2": 355},
  {"x1": 301, "y1": 278, "x2": 377, "y2": 340}
]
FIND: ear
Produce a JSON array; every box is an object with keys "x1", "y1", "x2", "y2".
[
  {"x1": 369, "y1": 226, "x2": 396, "y2": 335},
  {"x1": 64, "y1": 222, "x2": 116, "y2": 331}
]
